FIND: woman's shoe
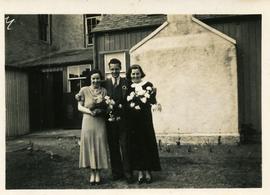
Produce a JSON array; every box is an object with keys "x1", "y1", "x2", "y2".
[
  {"x1": 145, "y1": 177, "x2": 152, "y2": 184},
  {"x1": 145, "y1": 171, "x2": 152, "y2": 184},
  {"x1": 137, "y1": 177, "x2": 144, "y2": 184},
  {"x1": 90, "y1": 172, "x2": 95, "y2": 185},
  {"x1": 137, "y1": 171, "x2": 144, "y2": 184},
  {"x1": 95, "y1": 170, "x2": 101, "y2": 185}
]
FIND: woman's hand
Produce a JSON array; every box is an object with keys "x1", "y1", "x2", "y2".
[
  {"x1": 90, "y1": 108, "x2": 103, "y2": 116},
  {"x1": 75, "y1": 94, "x2": 81, "y2": 101},
  {"x1": 90, "y1": 110, "x2": 96, "y2": 116},
  {"x1": 152, "y1": 103, "x2": 162, "y2": 112}
]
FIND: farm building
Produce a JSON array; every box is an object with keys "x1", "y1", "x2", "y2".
[{"x1": 5, "y1": 14, "x2": 261, "y2": 144}]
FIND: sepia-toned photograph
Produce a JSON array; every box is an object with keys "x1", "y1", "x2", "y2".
[{"x1": 4, "y1": 13, "x2": 262, "y2": 190}]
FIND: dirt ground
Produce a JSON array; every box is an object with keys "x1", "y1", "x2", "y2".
[{"x1": 6, "y1": 134, "x2": 261, "y2": 189}]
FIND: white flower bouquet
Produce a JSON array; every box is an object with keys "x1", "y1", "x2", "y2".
[
  {"x1": 126, "y1": 86, "x2": 155, "y2": 110},
  {"x1": 75, "y1": 93, "x2": 107, "y2": 116},
  {"x1": 90, "y1": 94, "x2": 107, "y2": 116},
  {"x1": 104, "y1": 96, "x2": 122, "y2": 122}
]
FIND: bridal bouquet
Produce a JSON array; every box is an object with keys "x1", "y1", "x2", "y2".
[
  {"x1": 75, "y1": 93, "x2": 123, "y2": 120},
  {"x1": 126, "y1": 86, "x2": 154, "y2": 110},
  {"x1": 75, "y1": 93, "x2": 107, "y2": 116},
  {"x1": 90, "y1": 94, "x2": 107, "y2": 116},
  {"x1": 104, "y1": 96, "x2": 122, "y2": 122}
]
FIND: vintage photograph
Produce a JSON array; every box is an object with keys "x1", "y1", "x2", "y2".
[{"x1": 5, "y1": 14, "x2": 261, "y2": 189}]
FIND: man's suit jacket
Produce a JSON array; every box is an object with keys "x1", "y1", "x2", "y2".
[{"x1": 104, "y1": 77, "x2": 128, "y2": 106}]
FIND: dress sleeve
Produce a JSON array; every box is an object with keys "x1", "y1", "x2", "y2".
[
  {"x1": 147, "y1": 82, "x2": 157, "y2": 105},
  {"x1": 77, "y1": 87, "x2": 85, "y2": 103}
]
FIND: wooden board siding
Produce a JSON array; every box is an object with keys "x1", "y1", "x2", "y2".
[
  {"x1": 5, "y1": 70, "x2": 30, "y2": 137},
  {"x1": 204, "y1": 16, "x2": 261, "y2": 134},
  {"x1": 95, "y1": 27, "x2": 157, "y2": 71}
]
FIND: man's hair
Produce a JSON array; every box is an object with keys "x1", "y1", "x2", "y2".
[{"x1": 108, "y1": 58, "x2": 122, "y2": 69}]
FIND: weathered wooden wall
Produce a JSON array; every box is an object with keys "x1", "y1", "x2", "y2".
[
  {"x1": 5, "y1": 69, "x2": 30, "y2": 136},
  {"x1": 200, "y1": 15, "x2": 261, "y2": 136},
  {"x1": 95, "y1": 27, "x2": 157, "y2": 73}
]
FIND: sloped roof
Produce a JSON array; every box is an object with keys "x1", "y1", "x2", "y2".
[
  {"x1": 7, "y1": 48, "x2": 93, "y2": 68},
  {"x1": 194, "y1": 14, "x2": 260, "y2": 21},
  {"x1": 92, "y1": 14, "x2": 167, "y2": 33}
]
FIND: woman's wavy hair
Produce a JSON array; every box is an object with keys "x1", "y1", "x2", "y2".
[
  {"x1": 126, "y1": 64, "x2": 146, "y2": 82},
  {"x1": 85, "y1": 69, "x2": 104, "y2": 86}
]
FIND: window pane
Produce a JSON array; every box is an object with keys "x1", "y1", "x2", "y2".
[
  {"x1": 92, "y1": 18, "x2": 97, "y2": 28},
  {"x1": 85, "y1": 16, "x2": 101, "y2": 45},
  {"x1": 88, "y1": 34, "x2": 93, "y2": 45},
  {"x1": 39, "y1": 15, "x2": 49, "y2": 42},
  {"x1": 69, "y1": 66, "x2": 79, "y2": 78},
  {"x1": 80, "y1": 65, "x2": 91, "y2": 77},
  {"x1": 87, "y1": 19, "x2": 92, "y2": 33}
]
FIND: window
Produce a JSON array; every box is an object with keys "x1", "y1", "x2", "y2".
[
  {"x1": 38, "y1": 14, "x2": 51, "y2": 43},
  {"x1": 85, "y1": 14, "x2": 102, "y2": 46},
  {"x1": 67, "y1": 64, "x2": 91, "y2": 93}
]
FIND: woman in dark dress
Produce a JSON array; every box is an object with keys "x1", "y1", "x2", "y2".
[{"x1": 125, "y1": 64, "x2": 161, "y2": 184}]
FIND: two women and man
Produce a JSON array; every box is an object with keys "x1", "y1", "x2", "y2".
[{"x1": 76, "y1": 58, "x2": 161, "y2": 185}]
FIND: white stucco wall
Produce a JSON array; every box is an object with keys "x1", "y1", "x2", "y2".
[{"x1": 130, "y1": 15, "x2": 239, "y2": 141}]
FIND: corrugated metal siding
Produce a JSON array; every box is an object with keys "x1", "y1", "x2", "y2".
[
  {"x1": 5, "y1": 70, "x2": 30, "y2": 136},
  {"x1": 205, "y1": 17, "x2": 261, "y2": 133}
]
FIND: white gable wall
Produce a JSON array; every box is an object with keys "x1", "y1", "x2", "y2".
[{"x1": 130, "y1": 15, "x2": 239, "y2": 144}]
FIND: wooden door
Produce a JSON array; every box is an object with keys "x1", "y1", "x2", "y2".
[
  {"x1": 29, "y1": 70, "x2": 63, "y2": 130},
  {"x1": 41, "y1": 71, "x2": 63, "y2": 129}
]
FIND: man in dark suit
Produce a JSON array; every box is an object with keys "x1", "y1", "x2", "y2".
[{"x1": 104, "y1": 58, "x2": 133, "y2": 183}]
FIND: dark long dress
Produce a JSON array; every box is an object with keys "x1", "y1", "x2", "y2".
[{"x1": 125, "y1": 81, "x2": 161, "y2": 171}]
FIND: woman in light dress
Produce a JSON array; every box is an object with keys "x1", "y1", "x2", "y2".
[{"x1": 76, "y1": 69, "x2": 108, "y2": 185}]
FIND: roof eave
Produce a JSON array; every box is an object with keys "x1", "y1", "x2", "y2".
[{"x1": 92, "y1": 23, "x2": 164, "y2": 34}]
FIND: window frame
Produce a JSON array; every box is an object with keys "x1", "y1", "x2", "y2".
[
  {"x1": 84, "y1": 14, "x2": 102, "y2": 47},
  {"x1": 38, "y1": 14, "x2": 51, "y2": 44},
  {"x1": 67, "y1": 64, "x2": 92, "y2": 93}
]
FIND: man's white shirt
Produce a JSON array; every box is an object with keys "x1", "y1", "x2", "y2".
[{"x1": 112, "y1": 77, "x2": 120, "y2": 86}]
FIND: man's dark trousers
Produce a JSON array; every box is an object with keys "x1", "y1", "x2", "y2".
[
  {"x1": 105, "y1": 78, "x2": 132, "y2": 180},
  {"x1": 106, "y1": 120, "x2": 131, "y2": 179}
]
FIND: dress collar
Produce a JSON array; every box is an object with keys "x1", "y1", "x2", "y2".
[
  {"x1": 131, "y1": 80, "x2": 147, "y2": 88},
  {"x1": 89, "y1": 85, "x2": 102, "y2": 96}
]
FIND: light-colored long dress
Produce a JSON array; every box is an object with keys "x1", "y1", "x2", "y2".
[{"x1": 78, "y1": 86, "x2": 109, "y2": 169}]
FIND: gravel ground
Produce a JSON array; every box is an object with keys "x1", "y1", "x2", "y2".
[{"x1": 6, "y1": 136, "x2": 261, "y2": 189}]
